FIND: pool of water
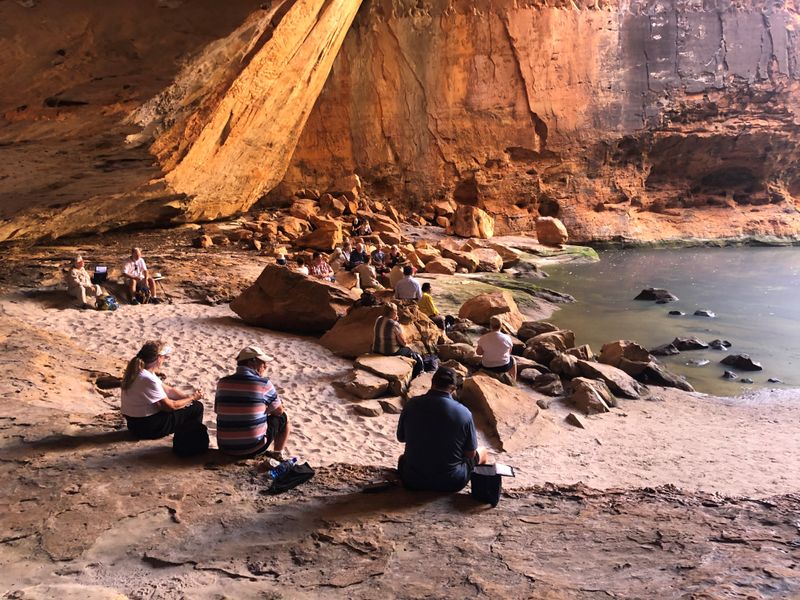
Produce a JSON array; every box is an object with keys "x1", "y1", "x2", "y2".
[{"x1": 541, "y1": 247, "x2": 800, "y2": 396}]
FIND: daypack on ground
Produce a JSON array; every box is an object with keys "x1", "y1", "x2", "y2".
[{"x1": 172, "y1": 423, "x2": 209, "y2": 457}]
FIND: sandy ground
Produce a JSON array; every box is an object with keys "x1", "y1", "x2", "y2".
[{"x1": 4, "y1": 293, "x2": 799, "y2": 498}]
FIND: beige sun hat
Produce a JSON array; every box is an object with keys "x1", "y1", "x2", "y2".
[{"x1": 236, "y1": 345, "x2": 274, "y2": 363}]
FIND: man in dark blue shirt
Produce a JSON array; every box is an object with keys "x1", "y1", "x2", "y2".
[{"x1": 397, "y1": 367, "x2": 488, "y2": 492}]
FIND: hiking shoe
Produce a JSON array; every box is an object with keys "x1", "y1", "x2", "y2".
[
  {"x1": 262, "y1": 449, "x2": 287, "y2": 461},
  {"x1": 150, "y1": 297, "x2": 163, "y2": 305},
  {"x1": 130, "y1": 298, "x2": 140, "y2": 305}
]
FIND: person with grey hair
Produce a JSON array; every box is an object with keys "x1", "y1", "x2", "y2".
[
  {"x1": 371, "y1": 302, "x2": 424, "y2": 377},
  {"x1": 397, "y1": 366, "x2": 488, "y2": 492},
  {"x1": 476, "y1": 316, "x2": 516, "y2": 383},
  {"x1": 122, "y1": 247, "x2": 159, "y2": 305},
  {"x1": 65, "y1": 255, "x2": 106, "y2": 309}
]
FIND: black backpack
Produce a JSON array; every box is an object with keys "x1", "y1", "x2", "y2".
[
  {"x1": 268, "y1": 462, "x2": 315, "y2": 494},
  {"x1": 172, "y1": 423, "x2": 209, "y2": 457}
]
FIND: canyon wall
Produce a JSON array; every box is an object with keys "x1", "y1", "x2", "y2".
[
  {"x1": 282, "y1": 0, "x2": 800, "y2": 240},
  {"x1": 0, "y1": 0, "x2": 799, "y2": 242}
]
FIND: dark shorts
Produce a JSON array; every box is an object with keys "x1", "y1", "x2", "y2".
[
  {"x1": 481, "y1": 359, "x2": 514, "y2": 374},
  {"x1": 397, "y1": 452, "x2": 478, "y2": 493},
  {"x1": 249, "y1": 413, "x2": 289, "y2": 457}
]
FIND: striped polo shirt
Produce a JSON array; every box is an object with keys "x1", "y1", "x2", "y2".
[
  {"x1": 372, "y1": 316, "x2": 402, "y2": 355},
  {"x1": 215, "y1": 366, "x2": 280, "y2": 456}
]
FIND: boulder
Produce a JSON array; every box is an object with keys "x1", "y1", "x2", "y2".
[
  {"x1": 672, "y1": 337, "x2": 709, "y2": 351},
  {"x1": 532, "y1": 373, "x2": 564, "y2": 396},
  {"x1": 278, "y1": 216, "x2": 311, "y2": 239},
  {"x1": 432, "y1": 199, "x2": 457, "y2": 217},
  {"x1": 524, "y1": 330, "x2": 575, "y2": 364},
  {"x1": 634, "y1": 288, "x2": 679, "y2": 302},
  {"x1": 370, "y1": 214, "x2": 402, "y2": 236},
  {"x1": 353, "y1": 401, "x2": 383, "y2": 417},
  {"x1": 517, "y1": 321, "x2": 559, "y2": 342},
  {"x1": 460, "y1": 374, "x2": 541, "y2": 452},
  {"x1": 295, "y1": 219, "x2": 343, "y2": 251},
  {"x1": 333, "y1": 369, "x2": 390, "y2": 399},
  {"x1": 549, "y1": 353, "x2": 581, "y2": 378},
  {"x1": 709, "y1": 339, "x2": 732, "y2": 350},
  {"x1": 720, "y1": 354, "x2": 763, "y2": 371},
  {"x1": 289, "y1": 199, "x2": 318, "y2": 220},
  {"x1": 424, "y1": 258, "x2": 458, "y2": 275},
  {"x1": 535, "y1": 217, "x2": 568, "y2": 246},
  {"x1": 319, "y1": 193, "x2": 346, "y2": 216},
  {"x1": 565, "y1": 412, "x2": 588, "y2": 429},
  {"x1": 518, "y1": 368, "x2": 542, "y2": 382},
  {"x1": 567, "y1": 377, "x2": 616, "y2": 414},
  {"x1": 650, "y1": 343, "x2": 680, "y2": 356},
  {"x1": 330, "y1": 174, "x2": 362, "y2": 198},
  {"x1": 404, "y1": 371, "x2": 434, "y2": 402},
  {"x1": 575, "y1": 360, "x2": 645, "y2": 399},
  {"x1": 694, "y1": 309, "x2": 716, "y2": 318},
  {"x1": 435, "y1": 216, "x2": 450, "y2": 228},
  {"x1": 458, "y1": 291, "x2": 525, "y2": 331},
  {"x1": 439, "y1": 242, "x2": 480, "y2": 272},
  {"x1": 192, "y1": 234, "x2": 213, "y2": 249},
  {"x1": 231, "y1": 265, "x2": 353, "y2": 334},
  {"x1": 566, "y1": 344, "x2": 594, "y2": 361},
  {"x1": 452, "y1": 205, "x2": 495, "y2": 239},
  {"x1": 632, "y1": 362, "x2": 695, "y2": 392},
  {"x1": 354, "y1": 354, "x2": 416, "y2": 395},
  {"x1": 335, "y1": 270, "x2": 360, "y2": 290},
  {"x1": 515, "y1": 355, "x2": 550, "y2": 373},
  {"x1": 599, "y1": 340, "x2": 652, "y2": 367},
  {"x1": 469, "y1": 247, "x2": 504, "y2": 272},
  {"x1": 436, "y1": 343, "x2": 482, "y2": 368},
  {"x1": 439, "y1": 360, "x2": 469, "y2": 379},
  {"x1": 414, "y1": 245, "x2": 441, "y2": 263},
  {"x1": 483, "y1": 242, "x2": 521, "y2": 269}
]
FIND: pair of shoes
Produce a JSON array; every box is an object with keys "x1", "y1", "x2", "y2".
[
  {"x1": 262, "y1": 449, "x2": 287, "y2": 461},
  {"x1": 149, "y1": 297, "x2": 163, "y2": 305},
  {"x1": 130, "y1": 298, "x2": 140, "y2": 306}
]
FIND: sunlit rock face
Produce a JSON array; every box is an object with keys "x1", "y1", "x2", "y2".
[
  {"x1": 282, "y1": 0, "x2": 800, "y2": 240},
  {"x1": 0, "y1": 0, "x2": 798, "y2": 242}
]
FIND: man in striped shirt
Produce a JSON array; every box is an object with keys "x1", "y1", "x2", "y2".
[
  {"x1": 215, "y1": 345, "x2": 291, "y2": 458},
  {"x1": 371, "y1": 303, "x2": 424, "y2": 378}
]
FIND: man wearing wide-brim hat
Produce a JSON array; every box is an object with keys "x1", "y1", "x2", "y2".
[{"x1": 214, "y1": 345, "x2": 291, "y2": 460}]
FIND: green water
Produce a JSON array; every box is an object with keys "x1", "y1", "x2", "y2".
[{"x1": 542, "y1": 247, "x2": 800, "y2": 396}]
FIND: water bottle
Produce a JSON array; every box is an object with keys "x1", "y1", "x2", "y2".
[{"x1": 267, "y1": 457, "x2": 297, "y2": 480}]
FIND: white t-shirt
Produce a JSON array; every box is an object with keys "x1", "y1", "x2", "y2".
[
  {"x1": 477, "y1": 331, "x2": 513, "y2": 368},
  {"x1": 121, "y1": 369, "x2": 166, "y2": 417},
  {"x1": 123, "y1": 257, "x2": 147, "y2": 279}
]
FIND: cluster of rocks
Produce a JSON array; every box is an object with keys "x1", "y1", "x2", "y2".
[{"x1": 191, "y1": 174, "x2": 571, "y2": 271}]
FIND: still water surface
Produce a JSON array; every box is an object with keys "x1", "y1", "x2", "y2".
[{"x1": 542, "y1": 247, "x2": 800, "y2": 396}]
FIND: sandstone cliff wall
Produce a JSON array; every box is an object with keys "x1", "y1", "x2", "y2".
[{"x1": 282, "y1": 0, "x2": 800, "y2": 240}]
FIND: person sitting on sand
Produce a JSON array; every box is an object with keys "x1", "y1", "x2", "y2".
[
  {"x1": 476, "y1": 316, "x2": 516, "y2": 383},
  {"x1": 122, "y1": 247, "x2": 159, "y2": 305},
  {"x1": 396, "y1": 366, "x2": 488, "y2": 492},
  {"x1": 309, "y1": 252, "x2": 335, "y2": 280},
  {"x1": 215, "y1": 345, "x2": 291, "y2": 459},
  {"x1": 418, "y1": 282, "x2": 454, "y2": 330},
  {"x1": 371, "y1": 302, "x2": 423, "y2": 378},
  {"x1": 394, "y1": 265, "x2": 422, "y2": 301},
  {"x1": 121, "y1": 341, "x2": 204, "y2": 439},
  {"x1": 65, "y1": 255, "x2": 106, "y2": 309},
  {"x1": 346, "y1": 243, "x2": 369, "y2": 271}
]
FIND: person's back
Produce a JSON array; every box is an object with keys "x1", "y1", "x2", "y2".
[
  {"x1": 398, "y1": 388, "x2": 478, "y2": 492},
  {"x1": 215, "y1": 365, "x2": 274, "y2": 456},
  {"x1": 371, "y1": 314, "x2": 401, "y2": 355},
  {"x1": 394, "y1": 266, "x2": 421, "y2": 300},
  {"x1": 354, "y1": 262, "x2": 381, "y2": 289}
]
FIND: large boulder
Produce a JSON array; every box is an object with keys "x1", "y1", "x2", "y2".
[
  {"x1": 333, "y1": 369, "x2": 390, "y2": 399},
  {"x1": 278, "y1": 216, "x2": 311, "y2": 239},
  {"x1": 568, "y1": 377, "x2": 616, "y2": 415},
  {"x1": 294, "y1": 218, "x2": 343, "y2": 251},
  {"x1": 438, "y1": 239, "x2": 480, "y2": 272},
  {"x1": 600, "y1": 341, "x2": 693, "y2": 392},
  {"x1": 354, "y1": 354, "x2": 416, "y2": 395},
  {"x1": 469, "y1": 247, "x2": 504, "y2": 272},
  {"x1": 634, "y1": 288, "x2": 679, "y2": 302},
  {"x1": 424, "y1": 257, "x2": 458, "y2": 275},
  {"x1": 517, "y1": 321, "x2": 559, "y2": 342},
  {"x1": 599, "y1": 340, "x2": 652, "y2": 366},
  {"x1": 370, "y1": 214, "x2": 402, "y2": 236},
  {"x1": 549, "y1": 352, "x2": 581, "y2": 378},
  {"x1": 403, "y1": 371, "x2": 434, "y2": 403},
  {"x1": 720, "y1": 354, "x2": 763, "y2": 371},
  {"x1": 436, "y1": 343, "x2": 482, "y2": 368},
  {"x1": 452, "y1": 205, "x2": 494, "y2": 239},
  {"x1": 289, "y1": 199, "x2": 319, "y2": 220},
  {"x1": 460, "y1": 374, "x2": 541, "y2": 452},
  {"x1": 231, "y1": 265, "x2": 353, "y2": 334},
  {"x1": 458, "y1": 291, "x2": 524, "y2": 331},
  {"x1": 535, "y1": 217, "x2": 568, "y2": 246},
  {"x1": 523, "y1": 330, "x2": 575, "y2": 364},
  {"x1": 575, "y1": 360, "x2": 645, "y2": 399}
]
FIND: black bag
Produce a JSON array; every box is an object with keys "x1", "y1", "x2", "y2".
[
  {"x1": 268, "y1": 462, "x2": 315, "y2": 494},
  {"x1": 422, "y1": 354, "x2": 439, "y2": 372},
  {"x1": 470, "y1": 465, "x2": 503, "y2": 507},
  {"x1": 172, "y1": 423, "x2": 209, "y2": 457}
]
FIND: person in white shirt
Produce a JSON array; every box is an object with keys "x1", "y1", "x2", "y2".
[
  {"x1": 120, "y1": 340, "x2": 204, "y2": 439},
  {"x1": 476, "y1": 316, "x2": 516, "y2": 383},
  {"x1": 394, "y1": 266, "x2": 422, "y2": 301},
  {"x1": 122, "y1": 247, "x2": 158, "y2": 305}
]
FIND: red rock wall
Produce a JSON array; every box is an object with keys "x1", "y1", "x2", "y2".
[{"x1": 282, "y1": 0, "x2": 800, "y2": 241}]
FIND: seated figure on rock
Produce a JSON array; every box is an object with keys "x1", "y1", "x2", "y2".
[
  {"x1": 121, "y1": 341, "x2": 204, "y2": 440},
  {"x1": 309, "y1": 252, "x2": 335, "y2": 281},
  {"x1": 122, "y1": 247, "x2": 159, "y2": 305},
  {"x1": 476, "y1": 316, "x2": 516, "y2": 384},
  {"x1": 346, "y1": 242, "x2": 369, "y2": 271},
  {"x1": 371, "y1": 302, "x2": 423, "y2": 378},
  {"x1": 394, "y1": 265, "x2": 422, "y2": 301},
  {"x1": 397, "y1": 366, "x2": 488, "y2": 492},
  {"x1": 215, "y1": 345, "x2": 291, "y2": 460},
  {"x1": 65, "y1": 255, "x2": 106, "y2": 309},
  {"x1": 418, "y1": 282, "x2": 455, "y2": 330},
  {"x1": 354, "y1": 261, "x2": 384, "y2": 290}
]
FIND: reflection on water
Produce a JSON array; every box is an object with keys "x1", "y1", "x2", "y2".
[{"x1": 542, "y1": 247, "x2": 800, "y2": 396}]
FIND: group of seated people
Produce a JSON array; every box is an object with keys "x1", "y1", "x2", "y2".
[
  {"x1": 121, "y1": 339, "x2": 485, "y2": 493},
  {"x1": 65, "y1": 247, "x2": 163, "y2": 309}
]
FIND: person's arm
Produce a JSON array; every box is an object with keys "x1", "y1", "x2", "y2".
[
  {"x1": 263, "y1": 381, "x2": 284, "y2": 415},
  {"x1": 414, "y1": 282, "x2": 422, "y2": 300},
  {"x1": 158, "y1": 386, "x2": 201, "y2": 412},
  {"x1": 394, "y1": 323, "x2": 408, "y2": 347},
  {"x1": 462, "y1": 419, "x2": 478, "y2": 459},
  {"x1": 476, "y1": 341, "x2": 484, "y2": 355}
]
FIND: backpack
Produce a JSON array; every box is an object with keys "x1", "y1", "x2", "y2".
[
  {"x1": 135, "y1": 286, "x2": 151, "y2": 305},
  {"x1": 96, "y1": 295, "x2": 118, "y2": 311},
  {"x1": 172, "y1": 423, "x2": 209, "y2": 457},
  {"x1": 471, "y1": 465, "x2": 503, "y2": 507},
  {"x1": 422, "y1": 354, "x2": 439, "y2": 372},
  {"x1": 268, "y1": 462, "x2": 315, "y2": 494}
]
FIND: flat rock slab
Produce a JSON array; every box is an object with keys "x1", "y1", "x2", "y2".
[
  {"x1": 354, "y1": 354, "x2": 416, "y2": 395},
  {"x1": 378, "y1": 397, "x2": 404, "y2": 414},
  {"x1": 353, "y1": 401, "x2": 383, "y2": 417},
  {"x1": 576, "y1": 360, "x2": 645, "y2": 399},
  {"x1": 460, "y1": 374, "x2": 541, "y2": 453},
  {"x1": 334, "y1": 369, "x2": 390, "y2": 400}
]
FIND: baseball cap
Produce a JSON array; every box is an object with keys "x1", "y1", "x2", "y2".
[
  {"x1": 236, "y1": 345, "x2": 274, "y2": 363},
  {"x1": 432, "y1": 366, "x2": 461, "y2": 389},
  {"x1": 158, "y1": 345, "x2": 173, "y2": 357}
]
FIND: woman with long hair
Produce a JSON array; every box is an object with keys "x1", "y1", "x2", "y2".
[{"x1": 121, "y1": 340, "x2": 204, "y2": 439}]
